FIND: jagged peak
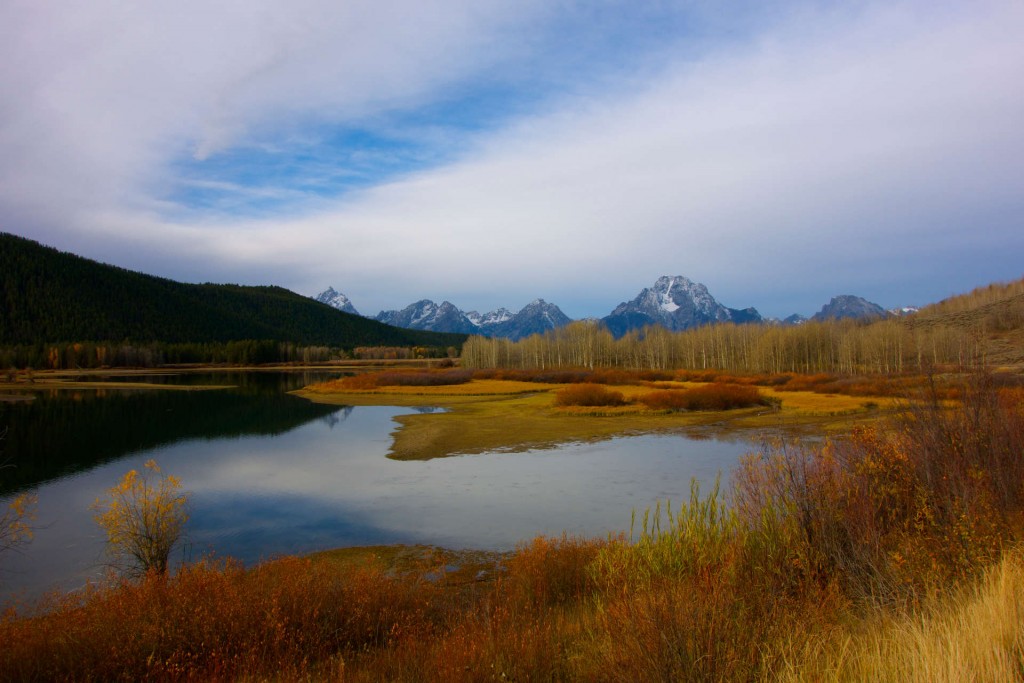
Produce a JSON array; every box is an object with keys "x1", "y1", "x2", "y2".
[{"x1": 314, "y1": 287, "x2": 359, "y2": 315}]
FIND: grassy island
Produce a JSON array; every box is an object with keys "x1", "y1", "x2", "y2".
[{"x1": 296, "y1": 367, "x2": 911, "y2": 460}]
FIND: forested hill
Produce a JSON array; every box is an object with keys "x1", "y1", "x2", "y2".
[{"x1": 0, "y1": 233, "x2": 466, "y2": 349}]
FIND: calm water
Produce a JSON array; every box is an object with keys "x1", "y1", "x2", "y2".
[{"x1": 0, "y1": 372, "x2": 753, "y2": 601}]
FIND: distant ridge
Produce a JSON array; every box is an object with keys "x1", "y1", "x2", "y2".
[
  {"x1": 0, "y1": 233, "x2": 466, "y2": 349},
  {"x1": 374, "y1": 298, "x2": 571, "y2": 340},
  {"x1": 811, "y1": 295, "x2": 889, "y2": 321}
]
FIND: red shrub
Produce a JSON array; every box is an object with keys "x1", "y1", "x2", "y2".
[
  {"x1": 638, "y1": 390, "x2": 693, "y2": 411},
  {"x1": 554, "y1": 384, "x2": 627, "y2": 407},
  {"x1": 639, "y1": 384, "x2": 769, "y2": 411}
]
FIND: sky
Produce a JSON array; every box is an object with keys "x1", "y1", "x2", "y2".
[{"x1": 2, "y1": 0, "x2": 1023, "y2": 320}]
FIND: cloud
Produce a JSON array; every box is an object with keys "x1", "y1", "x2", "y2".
[
  {"x1": 2, "y1": 1, "x2": 1023, "y2": 318},
  {"x1": 0, "y1": 0, "x2": 546, "y2": 237}
]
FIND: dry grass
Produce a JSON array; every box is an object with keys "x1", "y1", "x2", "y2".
[{"x1": 778, "y1": 548, "x2": 1024, "y2": 682}]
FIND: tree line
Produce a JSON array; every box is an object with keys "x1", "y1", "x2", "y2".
[
  {"x1": 0, "y1": 340, "x2": 462, "y2": 371},
  {"x1": 461, "y1": 317, "x2": 990, "y2": 375}
]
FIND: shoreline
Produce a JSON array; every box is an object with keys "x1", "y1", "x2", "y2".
[{"x1": 294, "y1": 378, "x2": 896, "y2": 461}]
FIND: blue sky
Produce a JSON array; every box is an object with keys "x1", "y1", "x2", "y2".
[{"x1": 2, "y1": 0, "x2": 1022, "y2": 319}]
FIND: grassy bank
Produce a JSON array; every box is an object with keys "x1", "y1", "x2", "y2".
[
  {"x1": 296, "y1": 368, "x2": 913, "y2": 460},
  {"x1": 2, "y1": 374, "x2": 1022, "y2": 681}
]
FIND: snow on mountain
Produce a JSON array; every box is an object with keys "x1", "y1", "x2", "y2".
[
  {"x1": 602, "y1": 276, "x2": 762, "y2": 337},
  {"x1": 376, "y1": 299, "x2": 571, "y2": 340},
  {"x1": 889, "y1": 306, "x2": 920, "y2": 316},
  {"x1": 466, "y1": 307, "x2": 514, "y2": 327},
  {"x1": 375, "y1": 300, "x2": 478, "y2": 334},
  {"x1": 313, "y1": 287, "x2": 360, "y2": 316},
  {"x1": 488, "y1": 299, "x2": 572, "y2": 341}
]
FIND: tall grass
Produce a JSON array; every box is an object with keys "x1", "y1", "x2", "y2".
[{"x1": 778, "y1": 547, "x2": 1024, "y2": 682}]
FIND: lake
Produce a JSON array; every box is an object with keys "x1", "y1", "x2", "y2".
[{"x1": 0, "y1": 371, "x2": 754, "y2": 601}]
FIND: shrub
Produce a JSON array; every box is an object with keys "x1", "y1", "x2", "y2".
[
  {"x1": 733, "y1": 374, "x2": 1024, "y2": 601},
  {"x1": 92, "y1": 460, "x2": 189, "y2": 577},
  {"x1": 0, "y1": 556, "x2": 443, "y2": 681},
  {"x1": 502, "y1": 535, "x2": 602, "y2": 608},
  {"x1": 373, "y1": 369, "x2": 473, "y2": 386},
  {"x1": 637, "y1": 390, "x2": 693, "y2": 411},
  {"x1": 553, "y1": 384, "x2": 627, "y2": 407},
  {"x1": 639, "y1": 384, "x2": 769, "y2": 411},
  {"x1": 587, "y1": 369, "x2": 635, "y2": 385},
  {"x1": 332, "y1": 369, "x2": 474, "y2": 390}
]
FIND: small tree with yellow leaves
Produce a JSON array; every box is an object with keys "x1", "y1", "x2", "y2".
[
  {"x1": 0, "y1": 492, "x2": 35, "y2": 557},
  {"x1": 1, "y1": 429, "x2": 36, "y2": 561},
  {"x1": 93, "y1": 460, "x2": 189, "y2": 576}
]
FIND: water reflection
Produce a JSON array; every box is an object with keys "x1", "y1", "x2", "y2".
[
  {"x1": 0, "y1": 375, "x2": 753, "y2": 602},
  {"x1": 0, "y1": 372, "x2": 342, "y2": 494}
]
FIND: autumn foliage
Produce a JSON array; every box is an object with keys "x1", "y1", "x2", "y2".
[
  {"x1": 92, "y1": 460, "x2": 190, "y2": 576},
  {"x1": 326, "y1": 368, "x2": 474, "y2": 390},
  {"x1": 553, "y1": 384, "x2": 627, "y2": 407},
  {"x1": 638, "y1": 384, "x2": 771, "y2": 411}
]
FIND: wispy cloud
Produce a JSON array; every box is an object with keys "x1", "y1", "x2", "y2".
[{"x1": 2, "y1": 1, "x2": 1022, "y2": 318}]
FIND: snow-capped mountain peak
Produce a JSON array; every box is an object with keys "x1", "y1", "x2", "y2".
[
  {"x1": 314, "y1": 287, "x2": 360, "y2": 316},
  {"x1": 374, "y1": 300, "x2": 478, "y2": 334},
  {"x1": 603, "y1": 275, "x2": 761, "y2": 337},
  {"x1": 466, "y1": 307, "x2": 514, "y2": 327},
  {"x1": 376, "y1": 298, "x2": 571, "y2": 340}
]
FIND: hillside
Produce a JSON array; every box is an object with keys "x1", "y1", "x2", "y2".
[
  {"x1": 0, "y1": 233, "x2": 466, "y2": 349},
  {"x1": 906, "y1": 278, "x2": 1024, "y2": 367}
]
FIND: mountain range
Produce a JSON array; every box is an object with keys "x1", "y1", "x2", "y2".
[
  {"x1": 316, "y1": 276, "x2": 895, "y2": 340},
  {"x1": 374, "y1": 299, "x2": 572, "y2": 341}
]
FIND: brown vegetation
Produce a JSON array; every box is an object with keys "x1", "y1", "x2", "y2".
[
  {"x1": 638, "y1": 383, "x2": 772, "y2": 411},
  {"x1": 325, "y1": 368, "x2": 475, "y2": 390},
  {"x1": 553, "y1": 383, "x2": 627, "y2": 407},
  {"x1": 3, "y1": 374, "x2": 1021, "y2": 681}
]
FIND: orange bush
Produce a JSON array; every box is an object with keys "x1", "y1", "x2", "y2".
[
  {"x1": 553, "y1": 384, "x2": 627, "y2": 407},
  {"x1": 734, "y1": 374, "x2": 1024, "y2": 600},
  {"x1": 637, "y1": 390, "x2": 693, "y2": 411},
  {"x1": 329, "y1": 369, "x2": 474, "y2": 390},
  {"x1": 0, "y1": 556, "x2": 445, "y2": 681},
  {"x1": 502, "y1": 535, "x2": 602, "y2": 608},
  {"x1": 639, "y1": 384, "x2": 769, "y2": 411}
]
